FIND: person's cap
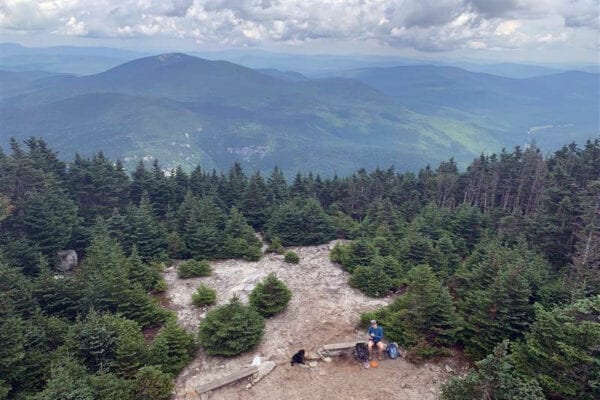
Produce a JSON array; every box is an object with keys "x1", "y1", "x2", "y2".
[{"x1": 370, "y1": 320, "x2": 376, "y2": 324}]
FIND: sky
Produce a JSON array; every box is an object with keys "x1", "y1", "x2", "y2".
[{"x1": 0, "y1": 0, "x2": 598, "y2": 64}]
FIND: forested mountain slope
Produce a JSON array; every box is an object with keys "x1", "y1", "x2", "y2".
[{"x1": 3, "y1": 53, "x2": 597, "y2": 175}]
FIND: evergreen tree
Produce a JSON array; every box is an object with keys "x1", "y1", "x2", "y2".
[
  {"x1": 124, "y1": 196, "x2": 167, "y2": 261},
  {"x1": 241, "y1": 171, "x2": 269, "y2": 229},
  {"x1": 249, "y1": 273, "x2": 292, "y2": 317},
  {"x1": 199, "y1": 296, "x2": 265, "y2": 356},
  {"x1": 461, "y1": 267, "x2": 534, "y2": 360},
  {"x1": 23, "y1": 182, "x2": 79, "y2": 258},
  {"x1": 376, "y1": 265, "x2": 459, "y2": 349},
  {"x1": 512, "y1": 297, "x2": 600, "y2": 400},
  {"x1": 134, "y1": 366, "x2": 173, "y2": 400},
  {"x1": 34, "y1": 357, "x2": 95, "y2": 400},
  {"x1": 192, "y1": 284, "x2": 217, "y2": 307},
  {"x1": 267, "y1": 166, "x2": 288, "y2": 205},
  {"x1": 266, "y1": 198, "x2": 335, "y2": 246},
  {"x1": 177, "y1": 259, "x2": 211, "y2": 279},
  {"x1": 349, "y1": 263, "x2": 393, "y2": 298},
  {"x1": 223, "y1": 207, "x2": 262, "y2": 260},
  {"x1": 148, "y1": 322, "x2": 197, "y2": 376},
  {"x1": 441, "y1": 341, "x2": 544, "y2": 400}
]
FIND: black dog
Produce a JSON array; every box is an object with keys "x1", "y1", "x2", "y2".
[{"x1": 291, "y1": 349, "x2": 305, "y2": 366}]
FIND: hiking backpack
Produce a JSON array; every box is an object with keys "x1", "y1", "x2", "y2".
[
  {"x1": 354, "y1": 342, "x2": 369, "y2": 363},
  {"x1": 386, "y1": 342, "x2": 399, "y2": 359}
]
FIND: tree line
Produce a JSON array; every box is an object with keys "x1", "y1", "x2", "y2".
[{"x1": 0, "y1": 137, "x2": 598, "y2": 400}]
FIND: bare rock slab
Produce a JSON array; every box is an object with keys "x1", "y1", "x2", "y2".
[{"x1": 251, "y1": 361, "x2": 276, "y2": 384}]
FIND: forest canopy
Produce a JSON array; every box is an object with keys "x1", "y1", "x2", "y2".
[{"x1": 0, "y1": 137, "x2": 598, "y2": 400}]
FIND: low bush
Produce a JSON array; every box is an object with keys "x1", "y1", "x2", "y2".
[
  {"x1": 177, "y1": 259, "x2": 211, "y2": 279},
  {"x1": 284, "y1": 251, "x2": 299, "y2": 264},
  {"x1": 192, "y1": 284, "x2": 217, "y2": 307}
]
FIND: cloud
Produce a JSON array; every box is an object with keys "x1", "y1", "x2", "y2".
[{"x1": 0, "y1": 0, "x2": 597, "y2": 55}]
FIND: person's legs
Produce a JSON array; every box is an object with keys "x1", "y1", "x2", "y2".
[
  {"x1": 368, "y1": 340, "x2": 374, "y2": 359},
  {"x1": 376, "y1": 341, "x2": 385, "y2": 360}
]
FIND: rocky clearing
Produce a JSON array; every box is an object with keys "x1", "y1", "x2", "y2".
[{"x1": 163, "y1": 241, "x2": 464, "y2": 400}]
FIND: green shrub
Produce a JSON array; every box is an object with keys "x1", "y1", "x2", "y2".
[
  {"x1": 249, "y1": 273, "x2": 292, "y2": 317},
  {"x1": 284, "y1": 251, "x2": 299, "y2": 264},
  {"x1": 134, "y1": 366, "x2": 173, "y2": 400},
  {"x1": 192, "y1": 284, "x2": 217, "y2": 307},
  {"x1": 349, "y1": 265, "x2": 393, "y2": 297},
  {"x1": 265, "y1": 236, "x2": 285, "y2": 254},
  {"x1": 177, "y1": 259, "x2": 211, "y2": 279},
  {"x1": 199, "y1": 296, "x2": 265, "y2": 356},
  {"x1": 152, "y1": 279, "x2": 168, "y2": 293}
]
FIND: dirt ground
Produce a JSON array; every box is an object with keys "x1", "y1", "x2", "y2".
[{"x1": 163, "y1": 241, "x2": 464, "y2": 400}]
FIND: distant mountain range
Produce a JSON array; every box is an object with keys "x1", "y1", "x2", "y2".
[{"x1": 0, "y1": 50, "x2": 598, "y2": 175}]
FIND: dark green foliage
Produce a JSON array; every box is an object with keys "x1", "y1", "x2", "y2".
[
  {"x1": 199, "y1": 296, "x2": 265, "y2": 356},
  {"x1": 2, "y1": 238, "x2": 45, "y2": 276},
  {"x1": 67, "y1": 152, "x2": 130, "y2": 221},
  {"x1": 330, "y1": 237, "x2": 379, "y2": 274},
  {"x1": 241, "y1": 171, "x2": 269, "y2": 229},
  {"x1": 192, "y1": 284, "x2": 217, "y2": 307},
  {"x1": 512, "y1": 297, "x2": 600, "y2": 400},
  {"x1": 461, "y1": 266, "x2": 534, "y2": 360},
  {"x1": 249, "y1": 273, "x2": 292, "y2": 317},
  {"x1": 23, "y1": 182, "x2": 79, "y2": 257},
  {"x1": 0, "y1": 316, "x2": 26, "y2": 396},
  {"x1": 124, "y1": 196, "x2": 167, "y2": 262},
  {"x1": 177, "y1": 259, "x2": 211, "y2": 279},
  {"x1": 148, "y1": 322, "x2": 197, "y2": 376},
  {"x1": 2, "y1": 138, "x2": 600, "y2": 400},
  {"x1": 441, "y1": 341, "x2": 544, "y2": 400},
  {"x1": 33, "y1": 272, "x2": 84, "y2": 320},
  {"x1": 134, "y1": 366, "x2": 173, "y2": 400},
  {"x1": 223, "y1": 207, "x2": 262, "y2": 261},
  {"x1": 365, "y1": 265, "x2": 459, "y2": 351},
  {"x1": 349, "y1": 264, "x2": 393, "y2": 298},
  {"x1": 125, "y1": 246, "x2": 161, "y2": 291},
  {"x1": 283, "y1": 250, "x2": 299, "y2": 264},
  {"x1": 79, "y1": 232, "x2": 168, "y2": 328},
  {"x1": 90, "y1": 373, "x2": 134, "y2": 400},
  {"x1": 74, "y1": 312, "x2": 118, "y2": 373},
  {"x1": 266, "y1": 198, "x2": 336, "y2": 246},
  {"x1": 69, "y1": 311, "x2": 147, "y2": 378},
  {"x1": 34, "y1": 358, "x2": 95, "y2": 400},
  {"x1": 265, "y1": 236, "x2": 284, "y2": 254}
]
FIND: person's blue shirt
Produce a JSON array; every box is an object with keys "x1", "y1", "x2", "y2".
[{"x1": 368, "y1": 325, "x2": 383, "y2": 343}]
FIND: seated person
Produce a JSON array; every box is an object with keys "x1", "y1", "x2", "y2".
[{"x1": 367, "y1": 319, "x2": 384, "y2": 359}]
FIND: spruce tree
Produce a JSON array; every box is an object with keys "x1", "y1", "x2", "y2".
[
  {"x1": 199, "y1": 296, "x2": 265, "y2": 356},
  {"x1": 223, "y1": 207, "x2": 262, "y2": 260},
  {"x1": 124, "y1": 195, "x2": 167, "y2": 262},
  {"x1": 441, "y1": 341, "x2": 544, "y2": 400},
  {"x1": 512, "y1": 297, "x2": 600, "y2": 399},
  {"x1": 267, "y1": 166, "x2": 288, "y2": 205},
  {"x1": 23, "y1": 182, "x2": 79, "y2": 258},
  {"x1": 241, "y1": 171, "x2": 269, "y2": 229},
  {"x1": 249, "y1": 273, "x2": 292, "y2": 317},
  {"x1": 148, "y1": 322, "x2": 197, "y2": 376}
]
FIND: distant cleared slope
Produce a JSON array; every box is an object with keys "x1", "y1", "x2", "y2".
[{"x1": 341, "y1": 65, "x2": 599, "y2": 151}]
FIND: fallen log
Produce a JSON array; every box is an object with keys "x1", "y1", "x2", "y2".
[{"x1": 195, "y1": 366, "x2": 259, "y2": 394}]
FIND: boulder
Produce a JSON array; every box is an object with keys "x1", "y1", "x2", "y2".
[
  {"x1": 251, "y1": 361, "x2": 276, "y2": 384},
  {"x1": 56, "y1": 250, "x2": 78, "y2": 272}
]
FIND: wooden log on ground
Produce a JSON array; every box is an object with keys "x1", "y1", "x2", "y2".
[{"x1": 195, "y1": 366, "x2": 259, "y2": 394}]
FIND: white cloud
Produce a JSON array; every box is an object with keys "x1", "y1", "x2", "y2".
[
  {"x1": 54, "y1": 15, "x2": 87, "y2": 35},
  {"x1": 0, "y1": 0, "x2": 597, "y2": 60}
]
